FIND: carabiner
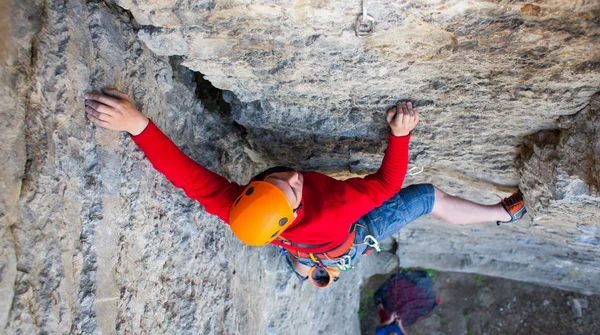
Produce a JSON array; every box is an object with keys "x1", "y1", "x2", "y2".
[
  {"x1": 342, "y1": 255, "x2": 354, "y2": 270},
  {"x1": 336, "y1": 255, "x2": 354, "y2": 271},
  {"x1": 364, "y1": 235, "x2": 382, "y2": 252}
]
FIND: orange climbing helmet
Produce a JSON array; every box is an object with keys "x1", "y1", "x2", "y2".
[{"x1": 229, "y1": 181, "x2": 295, "y2": 246}]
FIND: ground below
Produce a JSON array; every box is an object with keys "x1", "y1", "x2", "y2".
[{"x1": 359, "y1": 269, "x2": 599, "y2": 335}]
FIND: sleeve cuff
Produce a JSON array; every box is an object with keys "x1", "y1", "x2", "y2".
[
  {"x1": 388, "y1": 131, "x2": 411, "y2": 142},
  {"x1": 131, "y1": 119, "x2": 156, "y2": 145}
]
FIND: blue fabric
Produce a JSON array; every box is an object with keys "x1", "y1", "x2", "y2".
[
  {"x1": 297, "y1": 183, "x2": 435, "y2": 268},
  {"x1": 375, "y1": 322, "x2": 404, "y2": 335}
]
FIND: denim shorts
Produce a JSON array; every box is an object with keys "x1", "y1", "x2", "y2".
[{"x1": 295, "y1": 183, "x2": 435, "y2": 268}]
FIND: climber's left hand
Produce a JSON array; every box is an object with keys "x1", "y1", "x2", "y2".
[{"x1": 84, "y1": 88, "x2": 149, "y2": 136}]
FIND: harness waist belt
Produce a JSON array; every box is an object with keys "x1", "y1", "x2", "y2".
[{"x1": 289, "y1": 229, "x2": 357, "y2": 260}]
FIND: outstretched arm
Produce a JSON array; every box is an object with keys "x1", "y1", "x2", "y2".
[
  {"x1": 85, "y1": 88, "x2": 243, "y2": 222},
  {"x1": 346, "y1": 101, "x2": 420, "y2": 204}
]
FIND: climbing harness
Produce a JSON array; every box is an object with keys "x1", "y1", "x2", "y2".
[
  {"x1": 355, "y1": 0, "x2": 375, "y2": 38},
  {"x1": 406, "y1": 166, "x2": 424, "y2": 176},
  {"x1": 277, "y1": 229, "x2": 357, "y2": 260},
  {"x1": 279, "y1": 222, "x2": 387, "y2": 288}
]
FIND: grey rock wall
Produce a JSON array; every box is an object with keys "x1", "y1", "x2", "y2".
[
  {"x1": 0, "y1": 0, "x2": 26, "y2": 331},
  {"x1": 1, "y1": 0, "x2": 599, "y2": 334},
  {"x1": 119, "y1": 0, "x2": 599, "y2": 183},
  {"x1": 2, "y1": 1, "x2": 380, "y2": 334},
  {"x1": 114, "y1": 0, "x2": 600, "y2": 293},
  {"x1": 517, "y1": 93, "x2": 600, "y2": 218}
]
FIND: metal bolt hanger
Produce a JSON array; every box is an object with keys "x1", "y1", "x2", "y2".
[{"x1": 355, "y1": 0, "x2": 375, "y2": 38}]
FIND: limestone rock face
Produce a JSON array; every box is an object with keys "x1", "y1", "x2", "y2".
[
  {"x1": 1, "y1": 0, "x2": 599, "y2": 334},
  {"x1": 116, "y1": 0, "x2": 600, "y2": 292},
  {"x1": 119, "y1": 0, "x2": 599, "y2": 180},
  {"x1": 2, "y1": 1, "x2": 366, "y2": 334}
]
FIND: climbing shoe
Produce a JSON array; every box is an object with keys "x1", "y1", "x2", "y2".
[{"x1": 497, "y1": 190, "x2": 527, "y2": 225}]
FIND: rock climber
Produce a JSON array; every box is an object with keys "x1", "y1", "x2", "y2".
[
  {"x1": 375, "y1": 303, "x2": 407, "y2": 335},
  {"x1": 84, "y1": 88, "x2": 527, "y2": 288}
]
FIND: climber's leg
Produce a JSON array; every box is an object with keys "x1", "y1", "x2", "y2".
[{"x1": 431, "y1": 186, "x2": 515, "y2": 224}]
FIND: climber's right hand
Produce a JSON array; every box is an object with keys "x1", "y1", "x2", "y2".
[
  {"x1": 386, "y1": 101, "x2": 419, "y2": 137},
  {"x1": 84, "y1": 88, "x2": 149, "y2": 136}
]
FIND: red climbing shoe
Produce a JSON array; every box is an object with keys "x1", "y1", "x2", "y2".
[{"x1": 497, "y1": 190, "x2": 527, "y2": 225}]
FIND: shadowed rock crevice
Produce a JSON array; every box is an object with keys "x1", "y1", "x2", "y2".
[
  {"x1": 168, "y1": 56, "x2": 391, "y2": 175},
  {"x1": 224, "y1": 94, "x2": 392, "y2": 173},
  {"x1": 193, "y1": 69, "x2": 232, "y2": 117},
  {"x1": 166, "y1": 55, "x2": 272, "y2": 181}
]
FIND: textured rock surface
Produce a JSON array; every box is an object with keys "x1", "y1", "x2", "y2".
[
  {"x1": 516, "y1": 93, "x2": 600, "y2": 218},
  {"x1": 1, "y1": 0, "x2": 599, "y2": 334},
  {"x1": 0, "y1": 1, "x2": 376, "y2": 333},
  {"x1": 1, "y1": 0, "x2": 26, "y2": 330},
  {"x1": 120, "y1": 0, "x2": 599, "y2": 181},
  {"x1": 115, "y1": 0, "x2": 600, "y2": 292}
]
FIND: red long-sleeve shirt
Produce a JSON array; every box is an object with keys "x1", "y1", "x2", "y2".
[{"x1": 132, "y1": 121, "x2": 410, "y2": 253}]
